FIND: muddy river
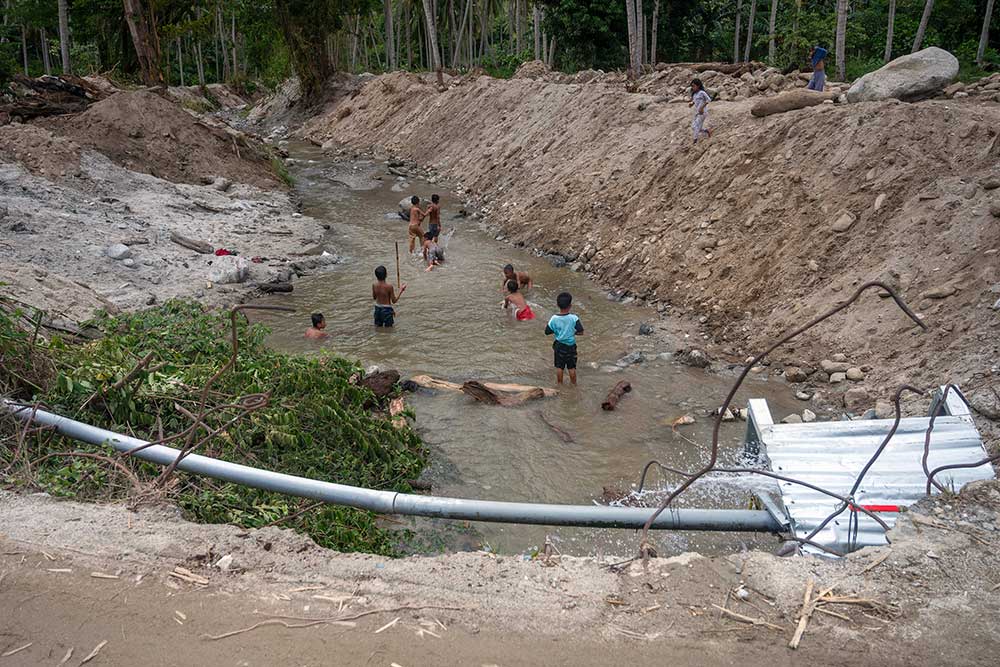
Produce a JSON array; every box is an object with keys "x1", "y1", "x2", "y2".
[{"x1": 254, "y1": 143, "x2": 803, "y2": 557}]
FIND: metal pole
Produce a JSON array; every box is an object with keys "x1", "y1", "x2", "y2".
[{"x1": 5, "y1": 402, "x2": 783, "y2": 533}]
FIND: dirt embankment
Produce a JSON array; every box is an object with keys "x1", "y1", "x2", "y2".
[
  {"x1": 0, "y1": 87, "x2": 335, "y2": 319},
  {"x1": 297, "y1": 71, "x2": 1000, "y2": 416},
  {"x1": 3, "y1": 487, "x2": 1000, "y2": 665},
  {"x1": 37, "y1": 90, "x2": 282, "y2": 190}
]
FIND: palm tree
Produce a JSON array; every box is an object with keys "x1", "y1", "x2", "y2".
[
  {"x1": 884, "y1": 0, "x2": 895, "y2": 62},
  {"x1": 421, "y1": 0, "x2": 443, "y2": 86},
  {"x1": 978, "y1": 0, "x2": 995, "y2": 65},
  {"x1": 768, "y1": 0, "x2": 778, "y2": 63},
  {"x1": 625, "y1": 0, "x2": 639, "y2": 78},
  {"x1": 835, "y1": 0, "x2": 847, "y2": 80},
  {"x1": 744, "y1": 0, "x2": 757, "y2": 62},
  {"x1": 912, "y1": 0, "x2": 934, "y2": 52},
  {"x1": 734, "y1": 0, "x2": 742, "y2": 63},
  {"x1": 57, "y1": 0, "x2": 71, "y2": 74},
  {"x1": 384, "y1": 0, "x2": 396, "y2": 70}
]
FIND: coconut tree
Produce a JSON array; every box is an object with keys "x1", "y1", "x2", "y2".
[
  {"x1": 734, "y1": 0, "x2": 742, "y2": 63},
  {"x1": 768, "y1": 0, "x2": 778, "y2": 63},
  {"x1": 978, "y1": 0, "x2": 995, "y2": 65},
  {"x1": 743, "y1": 0, "x2": 756, "y2": 62},
  {"x1": 57, "y1": 0, "x2": 70, "y2": 73},
  {"x1": 835, "y1": 0, "x2": 847, "y2": 80},
  {"x1": 912, "y1": 0, "x2": 934, "y2": 52},
  {"x1": 884, "y1": 0, "x2": 895, "y2": 62}
]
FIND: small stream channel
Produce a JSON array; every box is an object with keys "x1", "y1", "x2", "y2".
[{"x1": 253, "y1": 142, "x2": 804, "y2": 557}]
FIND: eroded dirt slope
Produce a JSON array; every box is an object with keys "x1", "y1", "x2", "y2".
[
  {"x1": 300, "y1": 72, "x2": 1000, "y2": 412},
  {"x1": 38, "y1": 90, "x2": 282, "y2": 189}
]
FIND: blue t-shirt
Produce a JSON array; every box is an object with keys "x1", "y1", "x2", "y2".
[
  {"x1": 811, "y1": 47, "x2": 828, "y2": 68},
  {"x1": 545, "y1": 313, "x2": 584, "y2": 346}
]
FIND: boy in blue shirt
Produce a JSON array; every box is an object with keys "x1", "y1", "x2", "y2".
[
  {"x1": 807, "y1": 46, "x2": 828, "y2": 91},
  {"x1": 545, "y1": 292, "x2": 584, "y2": 385}
]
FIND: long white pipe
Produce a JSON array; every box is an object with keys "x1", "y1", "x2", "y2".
[{"x1": 5, "y1": 402, "x2": 783, "y2": 532}]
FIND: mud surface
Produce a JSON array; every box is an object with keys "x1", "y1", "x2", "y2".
[{"x1": 2, "y1": 489, "x2": 1000, "y2": 665}]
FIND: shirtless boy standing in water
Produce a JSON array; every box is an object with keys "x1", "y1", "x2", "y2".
[
  {"x1": 425, "y1": 194, "x2": 442, "y2": 241},
  {"x1": 407, "y1": 196, "x2": 425, "y2": 253},
  {"x1": 372, "y1": 265, "x2": 406, "y2": 327},
  {"x1": 502, "y1": 264, "x2": 532, "y2": 291}
]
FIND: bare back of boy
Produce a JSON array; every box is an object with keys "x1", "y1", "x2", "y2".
[{"x1": 372, "y1": 281, "x2": 396, "y2": 305}]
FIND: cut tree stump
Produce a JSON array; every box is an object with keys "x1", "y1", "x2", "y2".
[
  {"x1": 461, "y1": 380, "x2": 545, "y2": 406},
  {"x1": 750, "y1": 90, "x2": 838, "y2": 117},
  {"x1": 169, "y1": 231, "x2": 214, "y2": 254},
  {"x1": 602, "y1": 381, "x2": 632, "y2": 411}
]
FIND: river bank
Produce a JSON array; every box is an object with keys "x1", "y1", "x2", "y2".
[
  {"x1": 286, "y1": 70, "x2": 1000, "y2": 426},
  {"x1": 0, "y1": 86, "x2": 337, "y2": 321}
]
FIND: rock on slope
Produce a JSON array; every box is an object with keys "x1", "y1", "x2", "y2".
[{"x1": 301, "y1": 71, "x2": 1000, "y2": 396}]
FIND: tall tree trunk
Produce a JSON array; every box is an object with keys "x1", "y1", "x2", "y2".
[
  {"x1": 452, "y1": 0, "x2": 472, "y2": 66},
  {"x1": 196, "y1": 35, "x2": 205, "y2": 86},
  {"x1": 978, "y1": 0, "x2": 995, "y2": 65},
  {"x1": 734, "y1": 0, "x2": 742, "y2": 63},
  {"x1": 884, "y1": 0, "x2": 895, "y2": 62},
  {"x1": 421, "y1": 0, "x2": 443, "y2": 86},
  {"x1": 40, "y1": 28, "x2": 52, "y2": 75},
  {"x1": 407, "y1": 1, "x2": 413, "y2": 67},
  {"x1": 515, "y1": 0, "x2": 523, "y2": 53},
  {"x1": 768, "y1": 0, "x2": 778, "y2": 63},
  {"x1": 57, "y1": 0, "x2": 71, "y2": 74},
  {"x1": 217, "y1": 5, "x2": 229, "y2": 81},
  {"x1": 230, "y1": 12, "x2": 237, "y2": 77},
  {"x1": 835, "y1": 0, "x2": 847, "y2": 80},
  {"x1": 383, "y1": 0, "x2": 395, "y2": 70},
  {"x1": 123, "y1": 0, "x2": 164, "y2": 87},
  {"x1": 20, "y1": 23, "x2": 28, "y2": 74},
  {"x1": 547, "y1": 35, "x2": 555, "y2": 67},
  {"x1": 637, "y1": 0, "x2": 645, "y2": 67},
  {"x1": 650, "y1": 0, "x2": 659, "y2": 64},
  {"x1": 625, "y1": 0, "x2": 640, "y2": 79},
  {"x1": 533, "y1": 4, "x2": 540, "y2": 60},
  {"x1": 743, "y1": 0, "x2": 756, "y2": 62},
  {"x1": 912, "y1": 0, "x2": 933, "y2": 52}
]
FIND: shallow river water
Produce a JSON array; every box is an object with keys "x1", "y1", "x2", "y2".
[{"x1": 254, "y1": 143, "x2": 802, "y2": 557}]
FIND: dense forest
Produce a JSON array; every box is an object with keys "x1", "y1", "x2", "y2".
[{"x1": 0, "y1": 0, "x2": 997, "y2": 96}]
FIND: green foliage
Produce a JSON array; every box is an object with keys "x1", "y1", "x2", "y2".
[
  {"x1": 270, "y1": 155, "x2": 294, "y2": 186},
  {"x1": 0, "y1": 300, "x2": 427, "y2": 556}
]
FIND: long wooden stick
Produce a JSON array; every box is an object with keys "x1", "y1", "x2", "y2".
[{"x1": 395, "y1": 241, "x2": 401, "y2": 291}]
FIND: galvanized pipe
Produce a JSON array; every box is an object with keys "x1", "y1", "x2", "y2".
[{"x1": 5, "y1": 402, "x2": 783, "y2": 532}]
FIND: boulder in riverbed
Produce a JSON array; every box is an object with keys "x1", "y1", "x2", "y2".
[
  {"x1": 207, "y1": 255, "x2": 249, "y2": 284},
  {"x1": 846, "y1": 47, "x2": 959, "y2": 103}
]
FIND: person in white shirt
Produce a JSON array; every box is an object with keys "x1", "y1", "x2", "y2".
[{"x1": 689, "y1": 78, "x2": 712, "y2": 144}]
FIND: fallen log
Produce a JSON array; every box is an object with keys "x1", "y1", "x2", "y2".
[
  {"x1": 461, "y1": 380, "x2": 545, "y2": 406},
  {"x1": 410, "y1": 375, "x2": 557, "y2": 398},
  {"x1": 169, "y1": 230, "x2": 214, "y2": 254},
  {"x1": 257, "y1": 282, "x2": 294, "y2": 294},
  {"x1": 750, "y1": 90, "x2": 838, "y2": 117},
  {"x1": 601, "y1": 381, "x2": 632, "y2": 411}
]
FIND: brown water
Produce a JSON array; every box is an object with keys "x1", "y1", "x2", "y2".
[{"x1": 254, "y1": 143, "x2": 803, "y2": 557}]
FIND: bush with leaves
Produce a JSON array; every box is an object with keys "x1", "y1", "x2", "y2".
[{"x1": 1, "y1": 299, "x2": 427, "y2": 556}]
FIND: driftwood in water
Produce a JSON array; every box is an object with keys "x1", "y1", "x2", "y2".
[
  {"x1": 258, "y1": 282, "x2": 294, "y2": 294},
  {"x1": 601, "y1": 380, "x2": 632, "y2": 411},
  {"x1": 361, "y1": 370, "x2": 401, "y2": 400},
  {"x1": 410, "y1": 374, "x2": 557, "y2": 398},
  {"x1": 538, "y1": 411, "x2": 574, "y2": 443},
  {"x1": 750, "y1": 90, "x2": 837, "y2": 117},
  {"x1": 169, "y1": 230, "x2": 214, "y2": 254},
  {"x1": 461, "y1": 380, "x2": 545, "y2": 407}
]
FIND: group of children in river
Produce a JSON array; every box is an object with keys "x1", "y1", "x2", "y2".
[{"x1": 304, "y1": 194, "x2": 584, "y2": 384}]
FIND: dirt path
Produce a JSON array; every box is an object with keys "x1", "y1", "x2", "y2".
[{"x1": 2, "y1": 490, "x2": 1000, "y2": 665}]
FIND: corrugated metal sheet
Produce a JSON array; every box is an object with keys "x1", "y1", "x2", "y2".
[{"x1": 754, "y1": 390, "x2": 994, "y2": 556}]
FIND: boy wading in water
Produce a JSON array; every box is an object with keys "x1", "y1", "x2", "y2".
[
  {"x1": 372, "y1": 265, "x2": 406, "y2": 327},
  {"x1": 502, "y1": 264, "x2": 532, "y2": 291},
  {"x1": 504, "y1": 280, "x2": 535, "y2": 321},
  {"x1": 689, "y1": 78, "x2": 712, "y2": 143},
  {"x1": 305, "y1": 312, "x2": 328, "y2": 339},
  {"x1": 807, "y1": 46, "x2": 828, "y2": 91},
  {"x1": 422, "y1": 231, "x2": 445, "y2": 272},
  {"x1": 545, "y1": 292, "x2": 584, "y2": 385},
  {"x1": 407, "y1": 196, "x2": 425, "y2": 253},
  {"x1": 426, "y1": 194, "x2": 442, "y2": 242}
]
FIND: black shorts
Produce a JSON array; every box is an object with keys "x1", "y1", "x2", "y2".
[
  {"x1": 374, "y1": 305, "x2": 395, "y2": 327},
  {"x1": 553, "y1": 342, "x2": 577, "y2": 370},
  {"x1": 429, "y1": 224, "x2": 441, "y2": 240}
]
